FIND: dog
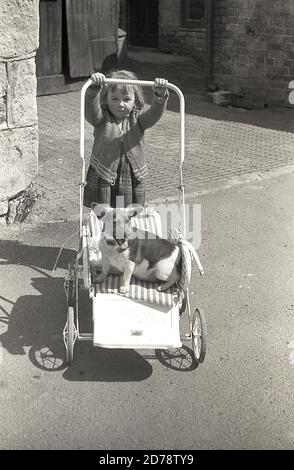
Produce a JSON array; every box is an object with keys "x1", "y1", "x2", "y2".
[{"x1": 92, "y1": 204, "x2": 182, "y2": 294}]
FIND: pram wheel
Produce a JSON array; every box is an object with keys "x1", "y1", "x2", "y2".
[
  {"x1": 63, "y1": 262, "x2": 79, "y2": 365},
  {"x1": 65, "y1": 306, "x2": 75, "y2": 365},
  {"x1": 192, "y1": 307, "x2": 207, "y2": 364},
  {"x1": 29, "y1": 343, "x2": 65, "y2": 372}
]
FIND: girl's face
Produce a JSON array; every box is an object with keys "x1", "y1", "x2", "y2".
[{"x1": 107, "y1": 86, "x2": 135, "y2": 122}]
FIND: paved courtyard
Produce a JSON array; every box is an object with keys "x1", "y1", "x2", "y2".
[{"x1": 34, "y1": 49, "x2": 294, "y2": 222}]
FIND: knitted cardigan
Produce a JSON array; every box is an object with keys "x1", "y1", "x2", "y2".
[{"x1": 85, "y1": 85, "x2": 169, "y2": 184}]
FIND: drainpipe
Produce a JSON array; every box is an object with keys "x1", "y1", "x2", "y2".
[{"x1": 205, "y1": 0, "x2": 213, "y2": 86}]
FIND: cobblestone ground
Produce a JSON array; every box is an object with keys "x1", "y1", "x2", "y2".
[{"x1": 34, "y1": 51, "x2": 294, "y2": 222}]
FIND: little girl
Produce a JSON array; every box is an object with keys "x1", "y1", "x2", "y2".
[{"x1": 84, "y1": 69, "x2": 169, "y2": 208}]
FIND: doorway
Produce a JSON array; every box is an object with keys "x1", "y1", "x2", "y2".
[
  {"x1": 127, "y1": 0, "x2": 159, "y2": 48},
  {"x1": 36, "y1": 0, "x2": 119, "y2": 95}
]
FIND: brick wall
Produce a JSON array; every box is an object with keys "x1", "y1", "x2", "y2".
[
  {"x1": 213, "y1": 0, "x2": 294, "y2": 107},
  {"x1": 0, "y1": 0, "x2": 39, "y2": 219},
  {"x1": 159, "y1": 0, "x2": 205, "y2": 60}
]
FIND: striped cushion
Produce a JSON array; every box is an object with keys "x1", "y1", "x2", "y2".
[{"x1": 95, "y1": 276, "x2": 177, "y2": 307}]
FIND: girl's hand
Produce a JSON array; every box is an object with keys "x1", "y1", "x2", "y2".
[
  {"x1": 153, "y1": 77, "x2": 168, "y2": 97},
  {"x1": 90, "y1": 72, "x2": 106, "y2": 86}
]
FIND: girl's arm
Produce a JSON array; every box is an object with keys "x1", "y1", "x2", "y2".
[
  {"x1": 85, "y1": 73, "x2": 106, "y2": 126},
  {"x1": 138, "y1": 78, "x2": 169, "y2": 130}
]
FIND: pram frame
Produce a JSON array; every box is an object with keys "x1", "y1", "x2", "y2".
[{"x1": 63, "y1": 77, "x2": 207, "y2": 366}]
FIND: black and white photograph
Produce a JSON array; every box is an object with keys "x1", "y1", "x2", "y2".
[{"x1": 0, "y1": 0, "x2": 294, "y2": 457}]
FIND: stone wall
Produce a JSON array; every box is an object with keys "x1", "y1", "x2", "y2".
[
  {"x1": 0, "y1": 0, "x2": 39, "y2": 220},
  {"x1": 159, "y1": 0, "x2": 205, "y2": 60},
  {"x1": 213, "y1": 0, "x2": 294, "y2": 107}
]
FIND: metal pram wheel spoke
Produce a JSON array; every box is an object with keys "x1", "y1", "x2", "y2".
[{"x1": 192, "y1": 307, "x2": 207, "y2": 364}]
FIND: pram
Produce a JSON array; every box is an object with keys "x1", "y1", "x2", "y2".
[{"x1": 63, "y1": 77, "x2": 207, "y2": 367}]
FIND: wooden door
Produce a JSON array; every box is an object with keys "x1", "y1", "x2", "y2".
[
  {"x1": 36, "y1": 0, "x2": 63, "y2": 77},
  {"x1": 66, "y1": 0, "x2": 119, "y2": 78},
  {"x1": 128, "y1": 0, "x2": 158, "y2": 48}
]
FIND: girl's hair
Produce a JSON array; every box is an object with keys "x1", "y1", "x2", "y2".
[{"x1": 99, "y1": 69, "x2": 145, "y2": 111}]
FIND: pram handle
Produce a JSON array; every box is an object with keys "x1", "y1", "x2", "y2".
[{"x1": 80, "y1": 77, "x2": 186, "y2": 237}]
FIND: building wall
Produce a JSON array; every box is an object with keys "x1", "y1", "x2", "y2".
[
  {"x1": 0, "y1": 0, "x2": 39, "y2": 218},
  {"x1": 158, "y1": 0, "x2": 205, "y2": 60},
  {"x1": 213, "y1": 0, "x2": 294, "y2": 107}
]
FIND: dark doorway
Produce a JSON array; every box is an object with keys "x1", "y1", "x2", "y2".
[{"x1": 127, "y1": 0, "x2": 159, "y2": 48}]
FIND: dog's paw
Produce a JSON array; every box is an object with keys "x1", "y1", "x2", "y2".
[
  {"x1": 157, "y1": 284, "x2": 170, "y2": 292},
  {"x1": 119, "y1": 285, "x2": 130, "y2": 294},
  {"x1": 94, "y1": 273, "x2": 106, "y2": 283}
]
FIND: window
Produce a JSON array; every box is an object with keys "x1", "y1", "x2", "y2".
[{"x1": 182, "y1": 0, "x2": 205, "y2": 27}]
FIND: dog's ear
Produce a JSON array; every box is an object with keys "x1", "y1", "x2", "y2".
[
  {"x1": 92, "y1": 203, "x2": 113, "y2": 219},
  {"x1": 125, "y1": 203, "x2": 144, "y2": 220}
]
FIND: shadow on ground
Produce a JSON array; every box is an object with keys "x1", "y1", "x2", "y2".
[
  {"x1": 0, "y1": 239, "x2": 75, "y2": 272},
  {"x1": 0, "y1": 239, "x2": 74, "y2": 369},
  {"x1": 0, "y1": 275, "x2": 154, "y2": 381}
]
